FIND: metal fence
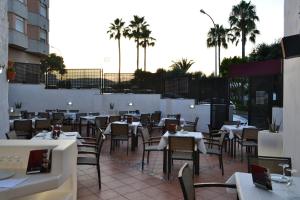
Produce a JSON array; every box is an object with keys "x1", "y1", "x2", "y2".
[
  {"x1": 46, "y1": 69, "x2": 103, "y2": 89},
  {"x1": 10, "y1": 62, "x2": 44, "y2": 84}
]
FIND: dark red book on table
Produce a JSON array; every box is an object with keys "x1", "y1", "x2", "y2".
[{"x1": 26, "y1": 149, "x2": 52, "y2": 174}]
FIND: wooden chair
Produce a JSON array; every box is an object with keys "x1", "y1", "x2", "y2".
[
  {"x1": 238, "y1": 128, "x2": 258, "y2": 162},
  {"x1": 167, "y1": 114, "x2": 181, "y2": 121},
  {"x1": 178, "y1": 163, "x2": 236, "y2": 200},
  {"x1": 78, "y1": 128, "x2": 103, "y2": 153},
  {"x1": 74, "y1": 113, "x2": 87, "y2": 132},
  {"x1": 109, "y1": 115, "x2": 121, "y2": 123},
  {"x1": 14, "y1": 120, "x2": 33, "y2": 139},
  {"x1": 110, "y1": 123, "x2": 129, "y2": 155},
  {"x1": 89, "y1": 112, "x2": 100, "y2": 116},
  {"x1": 24, "y1": 112, "x2": 35, "y2": 119},
  {"x1": 248, "y1": 156, "x2": 292, "y2": 176},
  {"x1": 77, "y1": 132, "x2": 105, "y2": 189},
  {"x1": 140, "y1": 127, "x2": 162, "y2": 170},
  {"x1": 150, "y1": 112, "x2": 161, "y2": 126},
  {"x1": 168, "y1": 136, "x2": 196, "y2": 179},
  {"x1": 205, "y1": 131, "x2": 228, "y2": 175},
  {"x1": 184, "y1": 117, "x2": 199, "y2": 132},
  {"x1": 95, "y1": 116, "x2": 108, "y2": 130}
]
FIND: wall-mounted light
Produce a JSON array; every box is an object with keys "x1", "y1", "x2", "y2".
[
  {"x1": 189, "y1": 104, "x2": 195, "y2": 109},
  {"x1": 0, "y1": 64, "x2": 5, "y2": 74},
  {"x1": 128, "y1": 102, "x2": 133, "y2": 106},
  {"x1": 68, "y1": 101, "x2": 73, "y2": 106},
  {"x1": 9, "y1": 107, "x2": 14, "y2": 113}
]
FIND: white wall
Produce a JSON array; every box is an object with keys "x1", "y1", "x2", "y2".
[
  {"x1": 0, "y1": 0, "x2": 9, "y2": 138},
  {"x1": 272, "y1": 107, "x2": 283, "y2": 131},
  {"x1": 283, "y1": 0, "x2": 300, "y2": 175},
  {"x1": 8, "y1": 84, "x2": 161, "y2": 114}
]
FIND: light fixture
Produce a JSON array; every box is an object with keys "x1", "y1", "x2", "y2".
[
  {"x1": 9, "y1": 107, "x2": 14, "y2": 113},
  {"x1": 128, "y1": 102, "x2": 133, "y2": 106},
  {"x1": 68, "y1": 101, "x2": 73, "y2": 106},
  {"x1": 189, "y1": 104, "x2": 195, "y2": 109},
  {"x1": 0, "y1": 64, "x2": 4, "y2": 74}
]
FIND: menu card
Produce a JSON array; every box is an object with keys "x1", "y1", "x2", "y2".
[{"x1": 26, "y1": 149, "x2": 52, "y2": 174}]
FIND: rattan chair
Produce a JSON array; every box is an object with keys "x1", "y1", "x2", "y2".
[
  {"x1": 150, "y1": 112, "x2": 161, "y2": 126},
  {"x1": 24, "y1": 112, "x2": 35, "y2": 119},
  {"x1": 167, "y1": 114, "x2": 181, "y2": 121},
  {"x1": 205, "y1": 131, "x2": 228, "y2": 175},
  {"x1": 13, "y1": 120, "x2": 33, "y2": 139},
  {"x1": 74, "y1": 113, "x2": 87, "y2": 132},
  {"x1": 89, "y1": 112, "x2": 100, "y2": 116},
  {"x1": 168, "y1": 136, "x2": 196, "y2": 179},
  {"x1": 184, "y1": 117, "x2": 199, "y2": 132},
  {"x1": 248, "y1": 156, "x2": 292, "y2": 176},
  {"x1": 178, "y1": 163, "x2": 236, "y2": 200},
  {"x1": 110, "y1": 123, "x2": 129, "y2": 155},
  {"x1": 95, "y1": 116, "x2": 108, "y2": 130},
  {"x1": 77, "y1": 132, "x2": 105, "y2": 189},
  {"x1": 109, "y1": 115, "x2": 121, "y2": 123},
  {"x1": 35, "y1": 119, "x2": 51, "y2": 133},
  {"x1": 52, "y1": 112, "x2": 64, "y2": 125},
  {"x1": 238, "y1": 128, "x2": 258, "y2": 162},
  {"x1": 140, "y1": 127, "x2": 162, "y2": 170},
  {"x1": 38, "y1": 112, "x2": 50, "y2": 119},
  {"x1": 140, "y1": 114, "x2": 150, "y2": 126}
]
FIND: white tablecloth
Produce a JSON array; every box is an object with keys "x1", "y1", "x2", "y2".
[
  {"x1": 221, "y1": 125, "x2": 256, "y2": 139},
  {"x1": 32, "y1": 131, "x2": 80, "y2": 144},
  {"x1": 103, "y1": 121, "x2": 141, "y2": 135},
  {"x1": 158, "y1": 118, "x2": 185, "y2": 127},
  {"x1": 80, "y1": 115, "x2": 109, "y2": 123},
  {"x1": 158, "y1": 131, "x2": 206, "y2": 153},
  {"x1": 226, "y1": 172, "x2": 300, "y2": 200}
]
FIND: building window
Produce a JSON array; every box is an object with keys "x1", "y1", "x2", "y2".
[
  {"x1": 15, "y1": 16, "x2": 25, "y2": 33},
  {"x1": 40, "y1": 3, "x2": 47, "y2": 18},
  {"x1": 40, "y1": 29, "x2": 47, "y2": 43}
]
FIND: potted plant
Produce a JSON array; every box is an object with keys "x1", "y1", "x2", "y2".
[
  {"x1": 15, "y1": 102, "x2": 22, "y2": 110},
  {"x1": 7, "y1": 61, "x2": 16, "y2": 81}
]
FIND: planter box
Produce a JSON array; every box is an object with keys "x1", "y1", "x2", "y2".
[{"x1": 258, "y1": 130, "x2": 283, "y2": 157}]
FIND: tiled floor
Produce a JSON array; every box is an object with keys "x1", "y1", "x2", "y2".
[{"x1": 77, "y1": 135, "x2": 247, "y2": 200}]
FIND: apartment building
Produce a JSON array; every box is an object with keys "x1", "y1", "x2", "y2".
[{"x1": 8, "y1": 0, "x2": 49, "y2": 64}]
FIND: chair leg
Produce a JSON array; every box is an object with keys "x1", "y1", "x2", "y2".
[
  {"x1": 147, "y1": 151, "x2": 150, "y2": 164},
  {"x1": 97, "y1": 164, "x2": 101, "y2": 189},
  {"x1": 241, "y1": 145, "x2": 243, "y2": 162},
  {"x1": 142, "y1": 150, "x2": 145, "y2": 171},
  {"x1": 110, "y1": 139, "x2": 113, "y2": 154},
  {"x1": 127, "y1": 140, "x2": 128, "y2": 155},
  {"x1": 220, "y1": 155, "x2": 224, "y2": 176}
]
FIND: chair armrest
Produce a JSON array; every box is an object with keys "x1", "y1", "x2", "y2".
[
  {"x1": 143, "y1": 140, "x2": 160, "y2": 144},
  {"x1": 77, "y1": 137, "x2": 96, "y2": 140},
  {"x1": 82, "y1": 141, "x2": 96, "y2": 145},
  {"x1": 78, "y1": 144, "x2": 97, "y2": 148},
  {"x1": 150, "y1": 136, "x2": 161, "y2": 140},
  {"x1": 78, "y1": 151, "x2": 97, "y2": 155},
  {"x1": 194, "y1": 183, "x2": 236, "y2": 188}
]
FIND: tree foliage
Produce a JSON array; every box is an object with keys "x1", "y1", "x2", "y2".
[
  {"x1": 219, "y1": 56, "x2": 248, "y2": 77},
  {"x1": 229, "y1": 0, "x2": 260, "y2": 58},
  {"x1": 40, "y1": 53, "x2": 66, "y2": 75},
  {"x1": 248, "y1": 41, "x2": 282, "y2": 61}
]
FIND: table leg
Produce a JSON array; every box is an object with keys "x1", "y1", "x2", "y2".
[
  {"x1": 79, "y1": 118, "x2": 82, "y2": 135},
  {"x1": 131, "y1": 133, "x2": 136, "y2": 151},
  {"x1": 87, "y1": 121, "x2": 90, "y2": 137}
]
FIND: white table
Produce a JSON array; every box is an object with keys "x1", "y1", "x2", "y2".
[
  {"x1": 221, "y1": 125, "x2": 256, "y2": 139},
  {"x1": 158, "y1": 117, "x2": 185, "y2": 127},
  {"x1": 158, "y1": 131, "x2": 207, "y2": 154},
  {"x1": 227, "y1": 172, "x2": 300, "y2": 200},
  {"x1": 32, "y1": 131, "x2": 81, "y2": 144}
]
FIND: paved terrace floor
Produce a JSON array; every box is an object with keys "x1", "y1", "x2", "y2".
[{"x1": 77, "y1": 132, "x2": 247, "y2": 200}]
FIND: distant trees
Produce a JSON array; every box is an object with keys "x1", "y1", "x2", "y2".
[
  {"x1": 139, "y1": 26, "x2": 156, "y2": 71},
  {"x1": 229, "y1": 0, "x2": 260, "y2": 58},
  {"x1": 206, "y1": 24, "x2": 229, "y2": 68},
  {"x1": 107, "y1": 18, "x2": 127, "y2": 84},
  {"x1": 169, "y1": 58, "x2": 195, "y2": 75}
]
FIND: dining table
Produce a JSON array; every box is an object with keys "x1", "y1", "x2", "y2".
[
  {"x1": 158, "y1": 117, "x2": 186, "y2": 127},
  {"x1": 32, "y1": 131, "x2": 81, "y2": 144},
  {"x1": 226, "y1": 172, "x2": 300, "y2": 200}
]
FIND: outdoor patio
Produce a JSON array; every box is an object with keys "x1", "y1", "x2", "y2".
[{"x1": 77, "y1": 134, "x2": 246, "y2": 200}]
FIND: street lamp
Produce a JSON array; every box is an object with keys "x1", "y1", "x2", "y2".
[{"x1": 200, "y1": 9, "x2": 218, "y2": 76}]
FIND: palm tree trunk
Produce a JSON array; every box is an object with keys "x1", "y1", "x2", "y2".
[
  {"x1": 118, "y1": 39, "x2": 121, "y2": 85},
  {"x1": 218, "y1": 44, "x2": 221, "y2": 75},
  {"x1": 242, "y1": 31, "x2": 246, "y2": 59},
  {"x1": 144, "y1": 45, "x2": 147, "y2": 71},
  {"x1": 136, "y1": 39, "x2": 139, "y2": 70}
]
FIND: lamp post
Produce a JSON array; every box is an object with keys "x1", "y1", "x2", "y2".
[{"x1": 200, "y1": 9, "x2": 218, "y2": 76}]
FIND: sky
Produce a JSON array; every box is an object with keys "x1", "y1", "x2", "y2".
[{"x1": 49, "y1": 0, "x2": 284, "y2": 75}]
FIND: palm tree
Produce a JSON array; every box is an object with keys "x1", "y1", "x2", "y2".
[
  {"x1": 127, "y1": 15, "x2": 148, "y2": 70},
  {"x1": 139, "y1": 26, "x2": 156, "y2": 71},
  {"x1": 171, "y1": 58, "x2": 195, "y2": 74},
  {"x1": 229, "y1": 0, "x2": 260, "y2": 58},
  {"x1": 107, "y1": 18, "x2": 127, "y2": 84},
  {"x1": 207, "y1": 24, "x2": 229, "y2": 69}
]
